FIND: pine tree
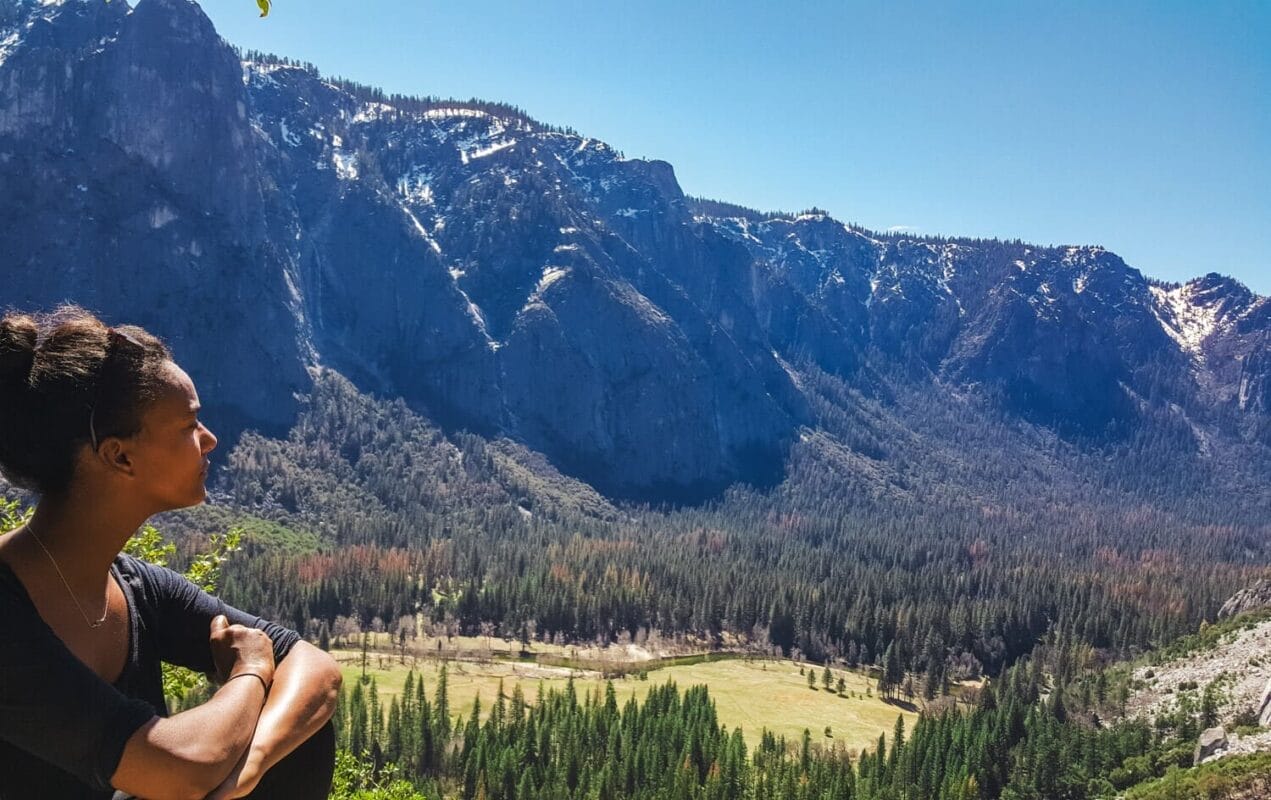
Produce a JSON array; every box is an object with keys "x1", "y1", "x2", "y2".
[
  {"x1": 349, "y1": 680, "x2": 368, "y2": 756},
  {"x1": 434, "y1": 663, "x2": 451, "y2": 760}
]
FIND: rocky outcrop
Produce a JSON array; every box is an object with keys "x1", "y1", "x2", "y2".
[
  {"x1": 1126, "y1": 619, "x2": 1271, "y2": 727},
  {"x1": 1219, "y1": 581, "x2": 1271, "y2": 619},
  {"x1": 1259, "y1": 678, "x2": 1271, "y2": 729},
  {"x1": 1195, "y1": 726, "x2": 1230, "y2": 765}
]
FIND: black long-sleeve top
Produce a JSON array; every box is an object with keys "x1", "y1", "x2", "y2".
[{"x1": 0, "y1": 554, "x2": 300, "y2": 798}]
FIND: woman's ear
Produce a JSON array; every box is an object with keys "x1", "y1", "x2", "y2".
[{"x1": 96, "y1": 437, "x2": 135, "y2": 477}]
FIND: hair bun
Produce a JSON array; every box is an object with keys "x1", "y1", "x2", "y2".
[{"x1": 0, "y1": 314, "x2": 39, "y2": 389}]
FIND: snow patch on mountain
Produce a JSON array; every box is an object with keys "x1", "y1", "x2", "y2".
[
  {"x1": 423, "y1": 107, "x2": 493, "y2": 121},
  {"x1": 940, "y1": 244, "x2": 960, "y2": 284},
  {"x1": 537, "y1": 266, "x2": 569, "y2": 293},
  {"x1": 278, "y1": 119, "x2": 300, "y2": 147},
  {"x1": 331, "y1": 149, "x2": 358, "y2": 180},
  {"x1": 401, "y1": 206, "x2": 442, "y2": 255},
  {"x1": 0, "y1": 31, "x2": 21, "y2": 67},
  {"x1": 243, "y1": 62, "x2": 295, "y2": 89},
  {"x1": 461, "y1": 138, "x2": 516, "y2": 164},
  {"x1": 440, "y1": 265, "x2": 492, "y2": 342},
  {"x1": 1152, "y1": 284, "x2": 1221, "y2": 356},
  {"x1": 352, "y1": 102, "x2": 393, "y2": 124},
  {"x1": 397, "y1": 165, "x2": 434, "y2": 205}
]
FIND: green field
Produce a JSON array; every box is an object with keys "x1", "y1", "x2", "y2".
[{"x1": 335, "y1": 649, "x2": 916, "y2": 753}]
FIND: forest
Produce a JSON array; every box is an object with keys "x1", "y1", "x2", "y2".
[
  {"x1": 325, "y1": 647, "x2": 1256, "y2": 800},
  {"x1": 162, "y1": 371, "x2": 1268, "y2": 797},
  {"x1": 180, "y1": 372, "x2": 1269, "y2": 697}
]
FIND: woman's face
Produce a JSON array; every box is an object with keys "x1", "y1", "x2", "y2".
[{"x1": 128, "y1": 361, "x2": 218, "y2": 510}]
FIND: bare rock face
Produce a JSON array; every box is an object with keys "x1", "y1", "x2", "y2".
[
  {"x1": 1219, "y1": 581, "x2": 1271, "y2": 619},
  {"x1": 0, "y1": 0, "x2": 307, "y2": 441},
  {"x1": 1194, "y1": 726, "x2": 1229, "y2": 765},
  {"x1": 1259, "y1": 678, "x2": 1271, "y2": 728}
]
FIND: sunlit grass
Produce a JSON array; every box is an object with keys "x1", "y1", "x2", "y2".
[{"x1": 334, "y1": 647, "x2": 916, "y2": 753}]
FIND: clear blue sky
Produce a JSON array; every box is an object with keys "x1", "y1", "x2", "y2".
[{"x1": 202, "y1": 0, "x2": 1271, "y2": 294}]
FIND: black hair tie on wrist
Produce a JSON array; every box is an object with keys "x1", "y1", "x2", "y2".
[{"x1": 225, "y1": 671, "x2": 271, "y2": 695}]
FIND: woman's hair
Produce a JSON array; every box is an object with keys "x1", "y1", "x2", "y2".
[{"x1": 0, "y1": 306, "x2": 172, "y2": 496}]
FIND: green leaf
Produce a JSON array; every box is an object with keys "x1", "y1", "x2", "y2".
[
  {"x1": 122, "y1": 523, "x2": 176, "y2": 567},
  {"x1": 0, "y1": 498, "x2": 31, "y2": 534}
]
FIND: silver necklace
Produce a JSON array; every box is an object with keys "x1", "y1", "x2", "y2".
[{"x1": 24, "y1": 521, "x2": 110, "y2": 629}]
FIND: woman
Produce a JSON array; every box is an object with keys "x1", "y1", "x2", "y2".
[{"x1": 0, "y1": 307, "x2": 341, "y2": 799}]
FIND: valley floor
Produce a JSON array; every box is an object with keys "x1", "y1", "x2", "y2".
[{"x1": 332, "y1": 644, "x2": 918, "y2": 752}]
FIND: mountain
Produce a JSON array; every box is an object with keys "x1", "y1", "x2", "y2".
[{"x1": 1, "y1": 0, "x2": 1268, "y2": 503}]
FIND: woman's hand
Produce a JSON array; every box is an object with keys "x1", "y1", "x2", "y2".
[{"x1": 208, "y1": 615, "x2": 276, "y2": 687}]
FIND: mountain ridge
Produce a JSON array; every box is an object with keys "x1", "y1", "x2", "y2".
[{"x1": 0, "y1": 0, "x2": 1267, "y2": 503}]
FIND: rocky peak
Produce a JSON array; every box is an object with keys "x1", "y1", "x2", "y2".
[
  {"x1": 128, "y1": 0, "x2": 219, "y2": 40},
  {"x1": 1192, "y1": 271, "x2": 1257, "y2": 303},
  {"x1": 101, "y1": 0, "x2": 259, "y2": 230},
  {"x1": 1151, "y1": 274, "x2": 1260, "y2": 355},
  {"x1": 1, "y1": 0, "x2": 77, "y2": 31},
  {"x1": 0, "y1": 0, "x2": 127, "y2": 135}
]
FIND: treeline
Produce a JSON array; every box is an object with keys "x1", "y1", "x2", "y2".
[
  {"x1": 684, "y1": 195, "x2": 1039, "y2": 249},
  {"x1": 335, "y1": 670, "x2": 862, "y2": 800},
  {"x1": 331, "y1": 653, "x2": 1211, "y2": 800},
  {"x1": 237, "y1": 48, "x2": 578, "y2": 136}
]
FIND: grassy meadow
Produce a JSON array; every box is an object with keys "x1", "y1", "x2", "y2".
[{"x1": 333, "y1": 644, "x2": 917, "y2": 753}]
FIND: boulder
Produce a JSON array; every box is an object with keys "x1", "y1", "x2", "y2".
[{"x1": 1194, "y1": 726, "x2": 1229, "y2": 766}]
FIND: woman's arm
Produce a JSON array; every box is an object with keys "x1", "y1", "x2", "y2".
[
  {"x1": 112, "y1": 616, "x2": 278, "y2": 799},
  {"x1": 206, "y1": 641, "x2": 342, "y2": 800},
  {"x1": 111, "y1": 675, "x2": 268, "y2": 800}
]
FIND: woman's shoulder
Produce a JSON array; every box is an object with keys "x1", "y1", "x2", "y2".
[
  {"x1": 112, "y1": 552, "x2": 186, "y2": 578},
  {"x1": 111, "y1": 552, "x2": 188, "y2": 600}
]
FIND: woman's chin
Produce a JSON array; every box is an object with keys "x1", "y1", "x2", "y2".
[{"x1": 179, "y1": 481, "x2": 209, "y2": 508}]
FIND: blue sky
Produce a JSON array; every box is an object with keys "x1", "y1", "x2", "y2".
[{"x1": 203, "y1": 1, "x2": 1271, "y2": 294}]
